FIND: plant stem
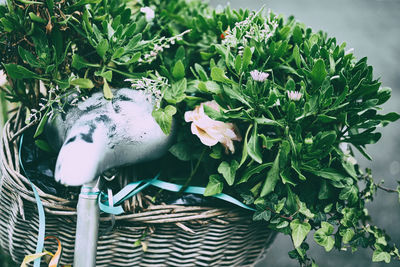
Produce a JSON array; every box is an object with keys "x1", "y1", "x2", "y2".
[
  {"x1": 377, "y1": 184, "x2": 397, "y2": 193},
  {"x1": 178, "y1": 147, "x2": 207, "y2": 194}
]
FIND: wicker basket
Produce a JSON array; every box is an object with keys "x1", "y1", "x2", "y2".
[{"x1": 0, "y1": 113, "x2": 276, "y2": 266}]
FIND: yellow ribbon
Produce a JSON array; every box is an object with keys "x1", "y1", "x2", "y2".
[{"x1": 20, "y1": 236, "x2": 62, "y2": 267}]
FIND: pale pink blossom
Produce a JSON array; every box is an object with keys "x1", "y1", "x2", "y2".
[
  {"x1": 184, "y1": 101, "x2": 241, "y2": 153},
  {"x1": 250, "y1": 70, "x2": 269, "y2": 82},
  {"x1": 287, "y1": 91, "x2": 302, "y2": 101},
  {"x1": 140, "y1": 7, "x2": 155, "y2": 22},
  {"x1": 0, "y1": 70, "x2": 7, "y2": 87}
]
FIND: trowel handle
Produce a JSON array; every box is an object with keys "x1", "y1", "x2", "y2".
[{"x1": 74, "y1": 183, "x2": 100, "y2": 267}]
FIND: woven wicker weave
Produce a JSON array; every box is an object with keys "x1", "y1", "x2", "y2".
[{"x1": 0, "y1": 113, "x2": 275, "y2": 266}]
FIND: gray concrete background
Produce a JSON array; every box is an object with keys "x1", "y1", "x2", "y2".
[{"x1": 209, "y1": 0, "x2": 400, "y2": 266}]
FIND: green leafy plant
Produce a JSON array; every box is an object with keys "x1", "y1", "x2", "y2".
[{"x1": 1, "y1": 0, "x2": 399, "y2": 266}]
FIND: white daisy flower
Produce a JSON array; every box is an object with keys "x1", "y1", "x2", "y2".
[
  {"x1": 287, "y1": 91, "x2": 302, "y2": 101},
  {"x1": 250, "y1": 70, "x2": 269, "y2": 82}
]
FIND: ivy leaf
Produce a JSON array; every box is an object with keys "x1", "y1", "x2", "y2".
[
  {"x1": 152, "y1": 105, "x2": 177, "y2": 135},
  {"x1": 299, "y1": 201, "x2": 315, "y2": 218},
  {"x1": 340, "y1": 228, "x2": 355, "y2": 244},
  {"x1": 372, "y1": 249, "x2": 391, "y2": 263},
  {"x1": 169, "y1": 142, "x2": 192, "y2": 161},
  {"x1": 172, "y1": 60, "x2": 185, "y2": 80},
  {"x1": 313, "y1": 222, "x2": 334, "y2": 252},
  {"x1": 339, "y1": 185, "x2": 358, "y2": 205},
  {"x1": 253, "y1": 209, "x2": 271, "y2": 221},
  {"x1": 261, "y1": 151, "x2": 280, "y2": 197},
  {"x1": 164, "y1": 78, "x2": 187, "y2": 104},
  {"x1": 310, "y1": 59, "x2": 327, "y2": 88},
  {"x1": 218, "y1": 160, "x2": 239, "y2": 186},
  {"x1": 290, "y1": 219, "x2": 311, "y2": 248},
  {"x1": 204, "y1": 174, "x2": 224, "y2": 196}
]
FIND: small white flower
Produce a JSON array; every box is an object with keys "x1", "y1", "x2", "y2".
[
  {"x1": 250, "y1": 70, "x2": 269, "y2": 82},
  {"x1": 287, "y1": 91, "x2": 303, "y2": 101},
  {"x1": 0, "y1": 70, "x2": 8, "y2": 87},
  {"x1": 140, "y1": 7, "x2": 155, "y2": 22}
]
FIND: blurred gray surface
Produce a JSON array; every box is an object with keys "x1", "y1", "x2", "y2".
[{"x1": 210, "y1": 0, "x2": 400, "y2": 266}]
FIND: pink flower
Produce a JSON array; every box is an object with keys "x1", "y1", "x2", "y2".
[{"x1": 184, "y1": 101, "x2": 242, "y2": 153}]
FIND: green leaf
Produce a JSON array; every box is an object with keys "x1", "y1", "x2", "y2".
[
  {"x1": 248, "y1": 124, "x2": 263, "y2": 164},
  {"x1": 372, "y1": 250, "x2": 391, "y2": 263},
  {"x1": 241, "y1": 46, "x2": 252, "y2": 72},
  {"x1": 35, "y1": 139, "x2": 53, "y2": 153},
  {"x1": 292, "y1": 25, "x2": 303, "y2": 44},
  {"x1": 234, "y1": 54, "x2": 242, "y2": 73},
  {"x1": 198, "y1": 81, "x2": 221, "y2": 94},
  {"x1": 204, "y1": 174, "x2": 224, "y2": 196},
  {"x1": 34, "y1": 110, "x2": 49, "y2": 138},
  {"x1": 70, "y1": 78, "x2": 94, "y2": 89},
  {"x1": 96, "y1": 70, "x2": 112, "y2": 82},
  {"x1": 290, "y1": 219, "x2": 311, "y2": 248},
  {"x1": 261, "y1": 151, "x2": 280, "y2": 197},
  {"x1": 29, "y1": 12, "x2": 46, "y2": 24},
  {"x1": 238, "y1": 163, "x2": 271, "y2": 184},
  {"x1": 169, "y1": 142, "x2": 192, "y2": 161},
  {"x1": 152, "y1": 105, "x2": 177, "y2": 135},
  {"x1": 314, "y1": 231, "x2": 334, "y2": 252},
  {"x1": 218, "y1": 160, "x2": 239, "y2": 186},
  {"x1": 239, "y1": 125, "x2": 252, "y2": 167},
  {"x1": 172, "y1": 60, "x2": 185, "y2": 80},
  {"x1": 102, "y1": 79, "x2": 113, "y2": 99},
  {"x1": 112, "y1": 47, "x2": 125, "y2": 60},
  {"x1": 3, "y1": 64, "x2": 40, "y2": 79},
  {"x1": 304, "y1": 167, "x2": 345, "y2": 183},
  {"x1": 311, "y1": 59, "x2": 327, "y2": 88},
  {"x1": 203, "y1": 104, "x2": 225, "y2": 121},
  {"x1": 96, "y1": 39, "x2": 109, "y2": 59},
  {"x1": 211, "y1": 67, "x2": 232, "y2": 84},
  {"x1": 286, "y1": 185, "x2": 297, "y2": 213},
  {"x1": 293, "y1": 45, "x2": 301, "y2": 68},
  {"x1": 164, "y1": 78, "x2": 186, "y2": 104},
  {"x1": 339, "y1": 185, "x2": 358, "y2": 205},
  {"x1": 1, "y1": 18, "x2": 14, "y2": 32},
  {"x1": 18, "y1": 46, "x2": 42, "y2": 68},
  {"x1": 340, "y1": 228, "x2": 355, "y2": 244},
  {"x1": 253, "y1": 210, "x2": 271, "y2": 221},
  {"x1": 299, "y1": 201, "x2": 315, "y2": 218},
  {"x1": 71, "y1": 54, "x2": 100, "y2": 70}
]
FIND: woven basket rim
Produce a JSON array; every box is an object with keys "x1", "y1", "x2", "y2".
[{"x1": 0, "y1": 111, "x2": 252, "y2": 223}]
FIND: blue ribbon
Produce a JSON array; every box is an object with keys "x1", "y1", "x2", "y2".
[
  {"x1": 98, "y1": 175, "x2": 255, "y2": 215},
  {"x1": 19, "y1": 135, "x2": 45, "y2": 267}
]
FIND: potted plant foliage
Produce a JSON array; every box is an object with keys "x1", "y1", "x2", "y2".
[{"x1": 0, "y1": 0, "x2": 399, "y2": 266}]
